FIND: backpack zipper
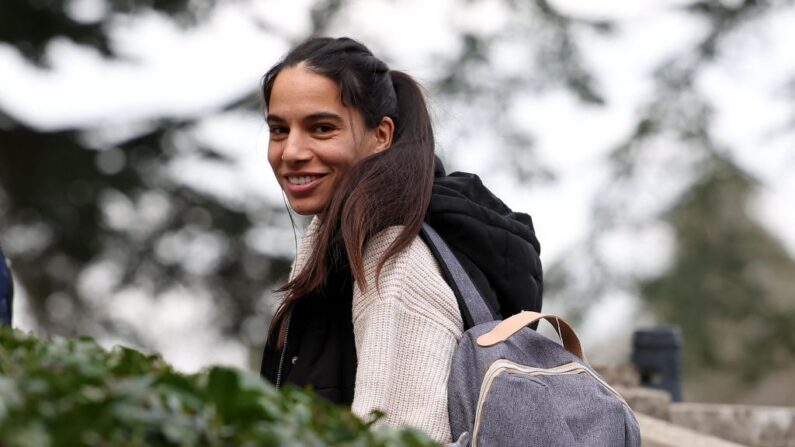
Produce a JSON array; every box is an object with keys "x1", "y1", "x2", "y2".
[
  {"x1": 471, "y1": 360, "x2": 627, "y2": 447},
  {"x1": 275, "y1": 315, "x2": 292, "y2": 389}
]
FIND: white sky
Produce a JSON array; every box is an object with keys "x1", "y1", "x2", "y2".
[{"x1": 1, "y1": 0, "x2": 793, "y2": 370}]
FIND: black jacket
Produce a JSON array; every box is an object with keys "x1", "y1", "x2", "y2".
[
  {"x1": 259, "y1": 256, "x2": 357, "y2": 404},
  {"x1": 260, "y1": 160, "x2": 543, "y2": 405},
  {"x1": 425, "y1": 159, "x2": 543, "y2": 327}
]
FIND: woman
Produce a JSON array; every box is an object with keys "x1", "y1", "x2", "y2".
[{"x1": 259, "y1": 37, "x2": 543, "y2": 444}]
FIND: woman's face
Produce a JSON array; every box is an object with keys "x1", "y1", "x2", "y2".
[{"x1": 267, "y1": 65, "x2": 393, "y2": 216}]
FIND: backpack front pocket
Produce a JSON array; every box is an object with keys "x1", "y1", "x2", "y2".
[{"x1": 472, "y1": 360, "x2": 629, "y2": 447}]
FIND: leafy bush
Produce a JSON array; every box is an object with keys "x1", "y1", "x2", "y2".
[{"x1": 0, "y1": 328, "x2": 439, "y2": 447}]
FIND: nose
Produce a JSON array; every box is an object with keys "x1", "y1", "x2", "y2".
[{"x1": 280, "y1": 130, "x2": 312, "y2": 164}]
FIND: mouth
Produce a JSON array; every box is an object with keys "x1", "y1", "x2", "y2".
[
  {"x1": 286, "y1": 175, "x2": 325, "y2": 185},
  {"x1": 282, "y1": 173, "x2": 328, "y2": 194}
]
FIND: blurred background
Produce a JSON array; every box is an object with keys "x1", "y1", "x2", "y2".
[{"x1": 1, "y1": 0, "x2": 793, "y2": 405}]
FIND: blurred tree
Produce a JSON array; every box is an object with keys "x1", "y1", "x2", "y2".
[
  {"x1": 423, "y1": 0, "x2": 609, "y2": 183},
  {"x1": 0, "y1": 1, "x2": 292, "y2": 364},
  {"x1": 642, "y1": 158, "x2": 795, "y2": 386},
  {"x1": 0, "y1": 0, "x2": 216, "y2": 64},
  {"x1": 591, "y1": 0, "x2": 795, "y2": 401}
]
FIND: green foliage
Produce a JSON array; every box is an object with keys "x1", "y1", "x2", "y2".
[{"x1": 0, "y1": 328, "x2": 438, "y2": 447}]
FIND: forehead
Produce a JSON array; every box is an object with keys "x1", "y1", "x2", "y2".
[{"x1": 269, "y1": 66, "x2": 347, "y2": 117}]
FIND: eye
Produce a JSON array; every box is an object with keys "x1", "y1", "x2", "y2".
[
  {"x1": 313, "y1": 123, "x2": 335, "y2": 134},
  {"x1": 269, "y1": 126, "x2": 288, "y2": 138}
]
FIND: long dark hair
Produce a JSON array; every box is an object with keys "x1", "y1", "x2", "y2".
[{"x1": 262, "y1": 37, "x2": 436, "y2": 347}]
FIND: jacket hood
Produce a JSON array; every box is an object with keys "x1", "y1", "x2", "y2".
[{"x1": 426, "y1": 157, "x2": 542, "y2": 328}]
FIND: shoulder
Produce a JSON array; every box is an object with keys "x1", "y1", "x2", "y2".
[
  {"x1": 355, "y1": 226, "x2": 462, "y2": 333},
  {"x1": 361, "y1": 226, "x2": 433, "y2": 270},
  {"x1": 360, "y1": 226, "x2": 444, "y2": 291}
]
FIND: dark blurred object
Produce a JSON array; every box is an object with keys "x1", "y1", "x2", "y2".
[
  {"x1": 631, "y1": 327, "x2": 683, "y2": 402},
  {"x1": 0, "y1": 247, "x2": 12, "y2": 327}
]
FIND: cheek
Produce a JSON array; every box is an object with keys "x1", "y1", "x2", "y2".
[
  {"x1": 336, "y1": 138, "x2": 372, "y2": 168},
  {"x1": 267, "y1": 143, "x2": 281, "y2": 172}
]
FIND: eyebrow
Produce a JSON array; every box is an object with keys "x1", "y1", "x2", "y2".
[{"x1": 266, "y1": 112, "x2": 344, "y2": 125}]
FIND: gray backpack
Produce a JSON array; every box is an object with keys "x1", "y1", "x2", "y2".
[{"x1": 421, "y1": 225, "x2": 641, "y2": 447}]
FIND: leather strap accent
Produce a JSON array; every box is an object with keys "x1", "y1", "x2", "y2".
[{"x1": 476, "y1": 311, "x2": 587, "y2": 363}]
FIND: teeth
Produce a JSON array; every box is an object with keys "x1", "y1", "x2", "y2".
[{"x1": 287, "y1": 176, "x2": 320, "y2": 185}]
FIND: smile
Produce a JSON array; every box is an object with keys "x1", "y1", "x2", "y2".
[
  {"x1": 287, "y1": 175, "x2": 324, "y2": 185},
  {"x1": 282, "y1": 173, "x2": 329, "y2": 195}
]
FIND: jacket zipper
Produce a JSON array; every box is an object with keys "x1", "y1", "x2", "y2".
[
  {"x1": 275, "y1": 314, "x2": 292, "y2": 389},
  {"x1": 471, "y1": 360, "x2": 627, "y2": 447}
]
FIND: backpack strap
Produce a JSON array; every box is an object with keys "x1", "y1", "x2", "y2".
[
  {"x1": 420, "y1": 223, "x2": 496, "y2": 327},
  {"x1": 477, "y1": 311, "x2": 587, "y2": 363}
]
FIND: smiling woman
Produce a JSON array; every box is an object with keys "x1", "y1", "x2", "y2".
[{"x1": 258, "y1": 37, "x2": 542, "y2": 445}]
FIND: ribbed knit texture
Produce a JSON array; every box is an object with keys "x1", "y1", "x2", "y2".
[{"x1": 291, "y1": 219, "x2": 463, "y2": 443}]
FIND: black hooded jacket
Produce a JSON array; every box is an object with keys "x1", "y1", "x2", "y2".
[
  {"x1": 424, "y1": 159, "x2": 542, "y2": 327},
  {"x1": 260, "y1": 159, "x2": 543, "y2": 405}
]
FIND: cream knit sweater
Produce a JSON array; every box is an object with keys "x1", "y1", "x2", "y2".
[{"x1": 290, "y1": 219, "x2": 463, "y2": 443}]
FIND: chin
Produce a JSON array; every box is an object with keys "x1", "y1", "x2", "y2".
[
  {"x1": 289, "y1": 201, "x2": 323, "y2": 216},
  {"x1": 292, "y1": 209, "x2": 317, "y2": 216}
]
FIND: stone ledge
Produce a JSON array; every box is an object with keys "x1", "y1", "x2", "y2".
[
  {"x1": 669, "y1": 403, "x2": 795, "y2": 447},
  {"x1": 594, "y1": 363, "x2": 641, "y2": 388},
  {"x1": 638, "y1": 414, "x2": 748, "y2": 447},
  {"x1": 616, "y1": 385, "x2": 672, "y2": 421}
]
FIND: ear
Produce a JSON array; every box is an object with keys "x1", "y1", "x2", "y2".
[{"x1": 370, "y1": 116, "x2": 395, "y2": 154}]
